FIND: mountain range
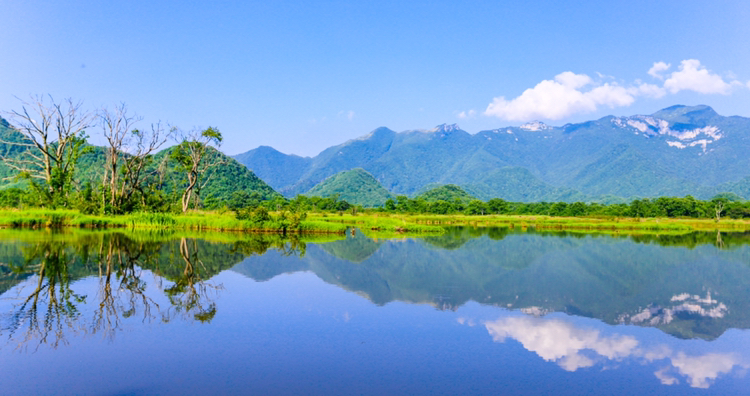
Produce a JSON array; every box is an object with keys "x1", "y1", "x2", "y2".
[
  {"x1": 4, "y1": 104, "x2": 750, "y2": 206},
  {"x1": 236, "y1": 105, "x2": 750, "y2": 203}
]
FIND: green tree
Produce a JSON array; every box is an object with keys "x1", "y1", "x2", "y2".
[
  {"x1": 385, "y1": 198, "x2": 396, "y2": 211},
  {"x1": 487, "y1": 198, "x2": 509, "y2": 214},
  {"x1": 548, "y1": 202, "x2": 568, "y2": 217},
  {"x1": 170, "y1": 127, "x2": 223, "y2": 212},
  {"x1": 567, "y1": 202, "x2": 587, "y2": 217},
  {"x1": 466, "y1": 199, "x2": 488, "y2": 215}
]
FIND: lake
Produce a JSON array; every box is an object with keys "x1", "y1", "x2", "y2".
[{"x1": 1, "y1": 228, "x2": 749, "y2": 395}]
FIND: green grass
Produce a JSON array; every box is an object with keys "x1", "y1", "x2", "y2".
[
  {"x1": 0, "y1": 209, "x2": 348, "y2": 234},
  {"x1": 307, "y1": 212, "x2": 445, "y2": 234},
  {"x1": 5, "y1": 209, "x2": 750, "y2": 236},
  {"x1": 0, "y1": 227, "x2": 349, "y2": 246},
  {"x1": 407, "y1": 214, "x2": 750, "y2": 232}
]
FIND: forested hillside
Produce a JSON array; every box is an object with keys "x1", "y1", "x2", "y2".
[
  {"x1": 306, "y1": 168, "x2": 393, "y2": 207},
  {"x1": 0, "y1": 115, "x2": 279, "y2": 210},
  {"x1": 236, "y1": 105, "x2": 750, "y2": 202}
]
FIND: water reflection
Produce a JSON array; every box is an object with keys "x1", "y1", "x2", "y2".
[
  {"x1": 5, "y1": 227, "x2": 750, "y2": 347},
  {"x1": 623, "y1": 291, "x2": 728, "y2": 327},
  {"x1": 233, "y1": 228, "x2": 750, "y2": 340},
  {"x1": 7, "y1": 240, "x2": 86, "y2": 349},
  {"x1": 476, "y1": 314, "x2": 748, "y2": 389},
  {"x1": 0, "y1": 232, "x2": 304, "y2": 350},
  {"x1": 2, "y1": 227, "x2": 750, "y2": 393},
  {"x1": 165, "y1": 238, "x2": 220, "y2": 323}
]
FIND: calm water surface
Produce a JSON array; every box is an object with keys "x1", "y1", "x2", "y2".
[{"x1": 1, "y1": 228, "x2": 750, "y2": 395}]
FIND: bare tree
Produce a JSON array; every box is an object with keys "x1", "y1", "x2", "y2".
[
  {"x1": 714, "y1": 200, "x2": 725, "y2": 223},
  {"x1": 0, "y1": 95, "x2": 93, "y2": 202},
  {"x1": 98, "y1": 104, "x2": 168, "y2": 212},
  {"x1": 170, "y1": 127, "x2": 224, "y2": 212},
  {"x1": 99, "y1": 103, "x2": 141, "y2": 207}
]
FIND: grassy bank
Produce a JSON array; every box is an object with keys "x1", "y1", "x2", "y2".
[
  {"x1": 3, "y1": 209, "x2": 750, "y2": 235},
  {"x1": 0, "y1": 209, "x2": 349, "y2": 234},
  {"x1": 0, "y1": 227, "x2": 348, "y2": 246},
  {"x1": 407, "y1": 214, "x2": 750, "y2": 232},
  {"x1": 307, "y1": 213, "x2": 445, "y2": 234}
]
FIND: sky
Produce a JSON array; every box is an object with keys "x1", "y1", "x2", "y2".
[{"x1": 1, "y1": 0, "x2": 749, "y2": 157}]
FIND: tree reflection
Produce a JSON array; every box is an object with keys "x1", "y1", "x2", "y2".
[
  {"x1": 0, "y1": 232, "x2": 308, "y2": 350},
  {"x1": 6, "y1": 241, "x2": 84, "y2": 350},
  {"x1": 229, "y1": 234, "x2": 307, "y2": 258},
  {"x1": 164, "y1": 238, "x2": 219, "y2": 323},
  {"x1": 90, "y1": 235, "x2": 163, "y2": 340},
  {"x1": 423, "y1": 226, "x2": 750, "y2": 250}
]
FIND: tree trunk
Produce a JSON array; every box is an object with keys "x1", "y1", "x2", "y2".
[{"x1": 181, "y1": 169, "x2": 198, "y2": 212}]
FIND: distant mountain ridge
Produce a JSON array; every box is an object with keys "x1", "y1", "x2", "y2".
[{"x1": 235, "y1": 105, "x2": 750, "y2": 201}]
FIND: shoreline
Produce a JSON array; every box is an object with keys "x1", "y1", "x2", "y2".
[{"x1": 2, "y1": 209, "x2": 750, "y2": 236}]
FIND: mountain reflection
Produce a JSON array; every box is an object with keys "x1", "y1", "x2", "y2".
[
  {"x1": 4, "y1": 227, "x2": 750, "y2": 349},
  {"x1": 0, "y1": 231, "x2": 304, "y2": 350},
  {"x1": 233, "y1": 228, "x2": 750, "y2": 340},
  {"x1": 477, "y1": 315, "x2": 748, "y2": 389}
]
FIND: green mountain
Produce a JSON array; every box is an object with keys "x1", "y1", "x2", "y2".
[
  {"x1": 416, "y1": 184, "x2": 475, "y2": 203},
  {"x1": 152, "y1": 146, "x2": 280, "y2": 205},
  {"x1": 233, "y1": 145, "x2": 312, "y2": 193},
  {"x1": 306, "y1": 168, "x2": 392, "y2": 207},
  {"x1": 0, "y1": 117, "x2": 279, "y2": 205},
  {"x1": 0, "y1": 117, "x2": 34, "y2": 189},
  {"x1": 235, "y1": 106, "x2": 750, "y2": 202},
  {"x1": 464, "y1": 167, "x2": 586, "y2": 202}
]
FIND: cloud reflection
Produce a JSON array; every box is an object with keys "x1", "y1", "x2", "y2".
[
  {"x1": 478, "y1": 315, "x2": 747, "y2": 388},
  {"x1": 671, "y1": 352, "x2": 742, "y2": 389},
  {"x1": 485, "y1": 316, "x2": 638, "y2": 371}
]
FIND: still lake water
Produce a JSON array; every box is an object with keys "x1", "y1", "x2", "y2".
[{"x1": 1, "y1": 228, "x2": 750, "y2": 395}]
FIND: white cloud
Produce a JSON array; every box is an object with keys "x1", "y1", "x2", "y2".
[
  {"x1": 484, "y1": 72, "x2": 637, "y2": 121},
  {"x1": 648, "y1": 61, "x2": 671, "y2": 79},
  {"x1": 636, "y1": 83, "x2": 667, "y2": 99},
  {"x1": 663, "y1": 59, "x2": 733, "y2": 95},
  {"x1": 482, "y1": 59, "x2": 746, "y2": 122},
  {"x1": 654, "y1": 367, "x2": 680, "y2": 385},
  {"x1": 457, "y1": 109, "x2": 476, "y2": 119},
  {"x1": 555, "y1": 71, "x2": 592, "y2": 89},
  {"x1": 587, "y1": 83, "x2": 636, "y2": 107}
]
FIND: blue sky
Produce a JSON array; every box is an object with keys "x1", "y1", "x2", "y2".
[{"x1": 2, "y1": 0, "x2": 749, "y2": 157}]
